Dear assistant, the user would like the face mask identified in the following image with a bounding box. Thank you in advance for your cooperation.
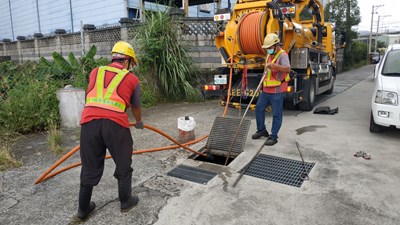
[267,48,275,55]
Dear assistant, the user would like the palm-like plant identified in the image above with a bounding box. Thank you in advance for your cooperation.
[37,46,108,88]
[137,10,201,101]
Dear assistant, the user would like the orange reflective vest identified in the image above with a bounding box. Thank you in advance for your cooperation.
[85,66,129,113]
[263,49,290,87]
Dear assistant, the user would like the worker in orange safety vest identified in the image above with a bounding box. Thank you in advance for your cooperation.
[75,41,143,221]
[252,33,291,146]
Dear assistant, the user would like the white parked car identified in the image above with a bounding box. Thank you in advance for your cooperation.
[373,59,382,80]
[370,44,400,132]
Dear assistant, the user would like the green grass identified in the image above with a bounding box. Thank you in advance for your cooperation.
[0,148,21,171]
[47,121,64,154]
[0,132,21,171]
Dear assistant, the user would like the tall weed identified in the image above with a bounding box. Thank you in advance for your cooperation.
[47,120,64,154]
[0,131,21,171]
[137,10,202,101]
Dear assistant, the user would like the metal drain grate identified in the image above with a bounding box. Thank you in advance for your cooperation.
[204,116,251,157]
[167,165,218,185]
[243,154,315,187]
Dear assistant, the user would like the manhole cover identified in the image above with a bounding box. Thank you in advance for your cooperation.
[242,154,315,187]
[204,116,251,157]
[167,165,218,185]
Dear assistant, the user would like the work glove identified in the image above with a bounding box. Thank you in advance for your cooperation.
[135,121,144,129]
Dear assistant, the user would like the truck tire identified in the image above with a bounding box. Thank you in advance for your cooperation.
[369,111,383,133]
[299,76,316,111]
[284,100,296,110]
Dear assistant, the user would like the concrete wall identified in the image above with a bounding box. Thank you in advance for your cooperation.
[0,18,221,69]
[183,35,222,69]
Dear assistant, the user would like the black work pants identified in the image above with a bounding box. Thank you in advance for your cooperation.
[80,119,133,186]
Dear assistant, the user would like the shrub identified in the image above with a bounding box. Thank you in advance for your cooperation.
[37,46,110,89]
[137,10,202,102]
[0,79,61,134]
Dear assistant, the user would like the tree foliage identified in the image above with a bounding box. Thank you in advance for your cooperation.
[325,0,360,40]
[325,0,363,69]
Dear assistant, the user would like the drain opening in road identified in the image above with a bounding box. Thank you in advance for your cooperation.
[188,116,251,166]
[167,164,218,185]
[189,150,235,165]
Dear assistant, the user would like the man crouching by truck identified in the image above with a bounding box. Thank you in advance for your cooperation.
[252,33,291,146]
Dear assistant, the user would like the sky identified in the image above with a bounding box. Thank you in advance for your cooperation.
[356,0,400,32]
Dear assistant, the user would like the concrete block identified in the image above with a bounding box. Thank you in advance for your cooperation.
[199,51,210,58]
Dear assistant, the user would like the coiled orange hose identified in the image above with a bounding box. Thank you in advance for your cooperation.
[238,12,267,55]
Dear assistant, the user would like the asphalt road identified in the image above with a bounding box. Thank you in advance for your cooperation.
[1,64,399,225]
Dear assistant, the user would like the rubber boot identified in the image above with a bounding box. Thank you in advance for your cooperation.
[77,184,96,221]
[118,182,139,212]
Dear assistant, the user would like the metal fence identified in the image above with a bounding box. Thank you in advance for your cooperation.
[180,17,219,37]
[61,33,81,45]
[89,28,121,43]
[0,17,221,68]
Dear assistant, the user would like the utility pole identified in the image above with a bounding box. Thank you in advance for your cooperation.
[385,27,390,46]
[8,0,15,41]
[36,0,41,33]
[375,15,391,52]
[69,0,74,32]
[368,4,383,55]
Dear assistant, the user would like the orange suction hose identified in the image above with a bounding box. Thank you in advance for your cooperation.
[34,145,80,184]
[34,123,208,184]
[35,135,208,184]
[141,124,208,157]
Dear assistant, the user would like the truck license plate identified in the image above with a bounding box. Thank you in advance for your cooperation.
[231,89,261,97]
[214,75,227,85]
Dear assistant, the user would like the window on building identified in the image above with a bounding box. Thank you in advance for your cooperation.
[128,8,140,20]
[199,4,211,13]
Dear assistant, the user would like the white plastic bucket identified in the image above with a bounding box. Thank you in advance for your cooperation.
[56,86,86,129]
[177,116,196,131]
[177,116,196,143]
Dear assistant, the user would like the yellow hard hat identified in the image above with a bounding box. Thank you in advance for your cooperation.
[262,33,280,49]
[111,41,138,64]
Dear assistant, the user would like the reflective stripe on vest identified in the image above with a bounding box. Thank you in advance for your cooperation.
[85,66,129,113]
[263,50,290,87]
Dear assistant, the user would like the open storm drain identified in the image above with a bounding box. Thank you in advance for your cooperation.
[242,154,315,187]
[167,165,218,185]
[189,116,251,165]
